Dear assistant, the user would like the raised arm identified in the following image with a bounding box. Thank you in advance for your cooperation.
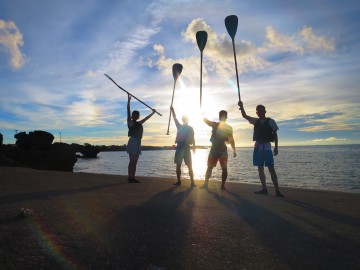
[170,106,181,129]
[139,109,156,124]
[203,117,213,127]
[238,101,252,122]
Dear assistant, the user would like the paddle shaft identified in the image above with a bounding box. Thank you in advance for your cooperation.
[231,39,241,101]
[166,80,177,135]
[200,51,203,108]
[104,74,162,116]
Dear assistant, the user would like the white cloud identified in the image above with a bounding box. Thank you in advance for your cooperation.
[0,19,27,69]
[151,18,268,84]
[300,27,335,51]
[265,26,304,53]
[313,137,347,142]
[265,25,335,54]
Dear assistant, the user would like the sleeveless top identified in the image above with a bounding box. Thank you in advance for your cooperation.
[128,120,143,139]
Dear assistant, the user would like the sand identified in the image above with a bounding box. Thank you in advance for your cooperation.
[0,166,359,269]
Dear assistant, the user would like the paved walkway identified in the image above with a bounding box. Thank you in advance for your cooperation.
[1,167,359,269]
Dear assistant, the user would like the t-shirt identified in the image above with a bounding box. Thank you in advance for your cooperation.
[209,121,233,152]
[174,119,194,150]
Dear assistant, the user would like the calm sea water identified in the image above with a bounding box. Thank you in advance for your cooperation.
[73,145,360,193]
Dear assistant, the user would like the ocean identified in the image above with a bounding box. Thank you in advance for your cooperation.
[73,145,360,193]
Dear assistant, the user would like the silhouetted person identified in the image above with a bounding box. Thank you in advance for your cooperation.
[127,94,155,183]
[202,110,236,190]
[238,101,284,197]
[170,106,196,187]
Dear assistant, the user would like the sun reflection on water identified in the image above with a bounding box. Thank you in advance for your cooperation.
[182,148,209,180]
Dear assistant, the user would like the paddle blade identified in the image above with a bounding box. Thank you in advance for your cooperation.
[172,63,183,81]
[225,15,238,39]
[196,31,208,52]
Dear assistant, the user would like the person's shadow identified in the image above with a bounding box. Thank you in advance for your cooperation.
[93,186,195,269]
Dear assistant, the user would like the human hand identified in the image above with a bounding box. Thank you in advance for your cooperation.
[273,147,278,156]
[233,151,237,157]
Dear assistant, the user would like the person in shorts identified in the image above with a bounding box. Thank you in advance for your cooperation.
[238,101,284,197]
[202,110,236,190]
[127,94,156,183]
[170,106,196,187]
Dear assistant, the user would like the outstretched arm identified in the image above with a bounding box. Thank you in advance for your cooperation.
[139,109,156,124]
[238,101,252,122]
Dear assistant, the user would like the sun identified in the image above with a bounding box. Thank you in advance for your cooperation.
[172,85,222,146]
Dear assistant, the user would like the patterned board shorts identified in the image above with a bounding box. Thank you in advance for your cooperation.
[207,148,228,168]
[253,144,274,167]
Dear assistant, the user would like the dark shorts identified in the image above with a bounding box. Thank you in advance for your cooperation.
[174,148,192,166]
[207,148,228,168]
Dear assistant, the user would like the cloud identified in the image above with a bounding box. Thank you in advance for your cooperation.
[313,137,347,142]
[265,26,335,54]
[300,27,335,51]
[0,19,27,69]
[266,26,304,53]
[151,18,336,85]
[278,112,359,133]
[150,18,268,84]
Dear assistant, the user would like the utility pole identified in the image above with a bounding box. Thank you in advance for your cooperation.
[59,132,62,143]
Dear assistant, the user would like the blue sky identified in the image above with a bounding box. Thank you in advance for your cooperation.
[1,0,359,147]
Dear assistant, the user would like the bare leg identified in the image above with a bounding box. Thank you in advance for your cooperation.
[254,166,268,194]
[128,154,140,183]
[258,166,267,190]
[174,163,181,185]
[188,164,196,186]
[203,166,213,187]
[268,166,279,190]
[268,166,284,197]
[220,164,228,190]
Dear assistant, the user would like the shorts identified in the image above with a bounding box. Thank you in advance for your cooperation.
[253,144,274,167]
[207,148,228,168]
[127,137,141,155]
[174,148,192,166]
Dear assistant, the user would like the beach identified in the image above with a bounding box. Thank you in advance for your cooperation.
[1,167,359,270]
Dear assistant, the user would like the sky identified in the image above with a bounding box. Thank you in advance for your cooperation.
[1,0,359,147]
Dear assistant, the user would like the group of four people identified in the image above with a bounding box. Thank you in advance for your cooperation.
[126,94,284,197]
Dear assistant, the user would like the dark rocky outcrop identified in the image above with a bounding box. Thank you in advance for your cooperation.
[79,143,101,158]
[15,130,54,150]
[0,131,77,172]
